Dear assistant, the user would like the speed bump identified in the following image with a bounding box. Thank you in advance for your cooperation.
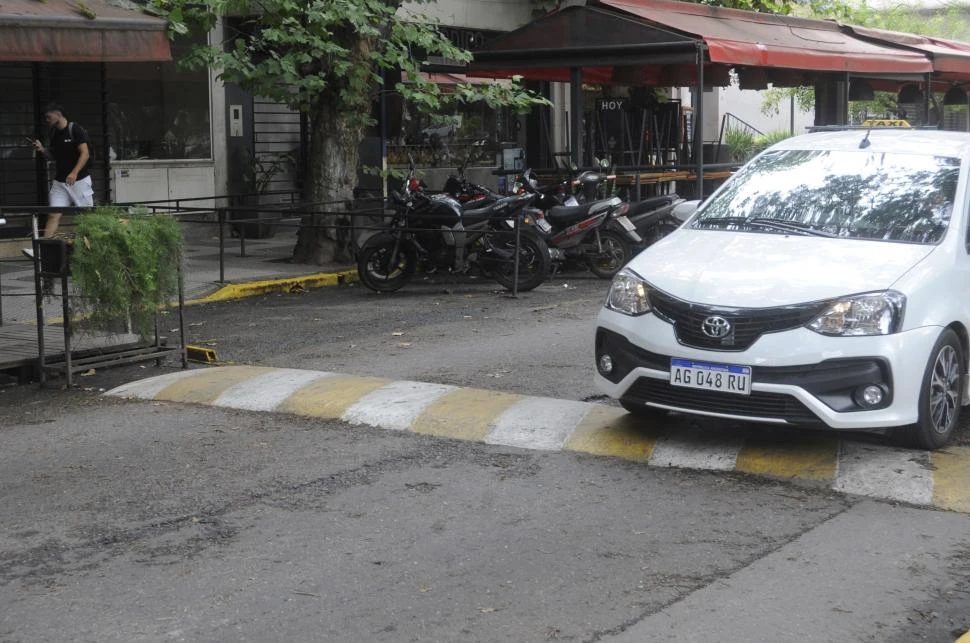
[106,364,970,514]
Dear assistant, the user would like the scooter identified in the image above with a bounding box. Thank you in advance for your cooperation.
[516,169,642,279]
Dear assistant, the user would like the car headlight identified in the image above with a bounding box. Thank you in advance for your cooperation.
[807,291,905,336]
[605,269,652,316]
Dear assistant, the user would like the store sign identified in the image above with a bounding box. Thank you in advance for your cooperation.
[440,27,500,51]
[599,99,627,111]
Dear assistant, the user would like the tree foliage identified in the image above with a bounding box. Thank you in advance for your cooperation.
[157,0,543,131]
[152,0,547,264]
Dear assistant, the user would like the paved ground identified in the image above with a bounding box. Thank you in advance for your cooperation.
[5,258,970,640]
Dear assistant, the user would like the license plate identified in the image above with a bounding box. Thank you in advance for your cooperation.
[670,358,751,395]
[616,215,636,232]
[536,218,552,233]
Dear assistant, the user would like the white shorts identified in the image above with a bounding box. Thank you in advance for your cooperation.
[49,175,94,208]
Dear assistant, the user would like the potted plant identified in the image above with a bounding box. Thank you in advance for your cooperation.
[70,207,183,337]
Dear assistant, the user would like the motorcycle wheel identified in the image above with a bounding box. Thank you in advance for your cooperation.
[491,231,551,292]
[587,229,633,279]
[356,233,417,292]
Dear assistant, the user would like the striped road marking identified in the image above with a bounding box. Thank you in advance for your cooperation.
[105,365,970,513]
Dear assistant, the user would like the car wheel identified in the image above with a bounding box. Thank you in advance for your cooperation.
[620,399,670,421]
[901,328,963,450]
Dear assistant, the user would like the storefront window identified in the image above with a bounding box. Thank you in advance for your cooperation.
[388,87,516,169]
[106,33,211,161]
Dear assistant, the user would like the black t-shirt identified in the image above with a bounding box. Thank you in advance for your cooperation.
[50,122,90,183]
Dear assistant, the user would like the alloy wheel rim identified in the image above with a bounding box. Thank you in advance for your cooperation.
[600,238,623,269]
[929,345,960,435]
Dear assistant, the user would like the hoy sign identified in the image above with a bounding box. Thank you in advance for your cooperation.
[599,98,627,111]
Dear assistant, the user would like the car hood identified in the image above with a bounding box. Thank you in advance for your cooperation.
[631,230,936,307]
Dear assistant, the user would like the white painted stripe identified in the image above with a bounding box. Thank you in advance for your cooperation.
[342,380,458,431]
[649,429,744,471]
[104,369,204,400]
[213,369,333,411]
[834,441,934,506]
[485,398,591,451]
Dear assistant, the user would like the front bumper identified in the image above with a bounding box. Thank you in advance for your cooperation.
[595,310,943,429]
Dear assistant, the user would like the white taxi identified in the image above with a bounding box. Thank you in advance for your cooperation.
[595,128,969,449]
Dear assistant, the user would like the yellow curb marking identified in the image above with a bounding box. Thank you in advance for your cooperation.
[276,374,390,419]
[735,434,839,482]
[153,365,277,404]
[563,406,659,461]
[956,628,970,642]
[931,446,970,513]
[411,388,523,441]
[188,271,358,305]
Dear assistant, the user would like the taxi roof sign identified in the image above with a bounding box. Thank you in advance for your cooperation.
[861,119,911,127]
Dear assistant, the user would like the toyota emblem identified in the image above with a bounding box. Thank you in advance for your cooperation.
[701,315,732,339]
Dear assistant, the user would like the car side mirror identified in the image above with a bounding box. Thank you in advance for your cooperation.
[671,200,700,223]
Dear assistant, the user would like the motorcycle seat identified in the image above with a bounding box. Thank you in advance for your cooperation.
[626,194,681,216]
[462,194,531,224]
[544,202,601,227]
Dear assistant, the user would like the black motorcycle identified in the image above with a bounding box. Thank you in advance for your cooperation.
[356,159,551,293]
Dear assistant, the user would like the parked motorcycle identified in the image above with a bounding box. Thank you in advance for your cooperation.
[356,158,551,293]
[516,168,641,279]
[557,162,687,249]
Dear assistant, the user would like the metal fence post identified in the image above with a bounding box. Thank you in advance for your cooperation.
[218,207,226,283]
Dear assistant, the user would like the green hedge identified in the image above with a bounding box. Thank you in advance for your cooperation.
[72,208,183,337]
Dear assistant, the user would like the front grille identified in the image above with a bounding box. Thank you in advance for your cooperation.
[649,289,828,351]
[623,377,821,424]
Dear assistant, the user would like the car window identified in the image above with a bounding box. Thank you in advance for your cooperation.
[692,149,960,245]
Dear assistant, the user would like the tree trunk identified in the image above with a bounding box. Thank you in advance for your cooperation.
[292,97,366,265]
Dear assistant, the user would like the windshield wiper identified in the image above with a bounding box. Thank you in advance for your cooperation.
[694,216,837,237]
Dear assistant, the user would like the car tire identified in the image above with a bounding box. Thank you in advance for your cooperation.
[900,328,963,450]
[620,399,670,420]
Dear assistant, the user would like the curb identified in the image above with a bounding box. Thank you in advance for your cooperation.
[186,270,358,305]
[104,364,970,514]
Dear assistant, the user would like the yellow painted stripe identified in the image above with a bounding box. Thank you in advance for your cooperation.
[411,388,523,441]
[153,365,277,404]
[735,433,839,483]
[955,628,970,642]
[276,374,390,419]
[563,405,660,461]
[187,271,358,305]
[931,447,970,513]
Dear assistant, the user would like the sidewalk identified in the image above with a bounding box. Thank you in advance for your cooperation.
[0,221,357,325]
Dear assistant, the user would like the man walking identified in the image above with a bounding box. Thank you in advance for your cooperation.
[27,103,93,241]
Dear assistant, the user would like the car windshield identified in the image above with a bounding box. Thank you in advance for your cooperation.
[692,148,960,244]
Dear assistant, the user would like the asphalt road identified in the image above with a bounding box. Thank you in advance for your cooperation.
[2,272,970,642]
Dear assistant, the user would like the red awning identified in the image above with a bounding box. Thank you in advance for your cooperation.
[596,0,932,74]
[404,72,505,85]
[0,0,171,62]
[844,24,970,81]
